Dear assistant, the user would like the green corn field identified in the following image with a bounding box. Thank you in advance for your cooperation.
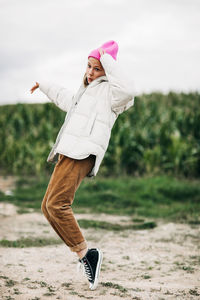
[0,91,200,178]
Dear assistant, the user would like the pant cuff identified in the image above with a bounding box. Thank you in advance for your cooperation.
[69,240,87,253]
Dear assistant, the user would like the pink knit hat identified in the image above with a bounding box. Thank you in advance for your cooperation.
[88,40,118,61]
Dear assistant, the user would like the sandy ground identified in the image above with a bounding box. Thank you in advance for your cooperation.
[0,175,17,195]
[0,202,199,300]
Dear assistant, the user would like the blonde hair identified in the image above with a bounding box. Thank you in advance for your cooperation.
[83,73,89,87]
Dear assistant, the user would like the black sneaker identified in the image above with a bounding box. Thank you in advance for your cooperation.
[78,248,103,290]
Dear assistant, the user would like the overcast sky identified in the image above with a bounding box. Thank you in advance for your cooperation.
[0,0,200,105]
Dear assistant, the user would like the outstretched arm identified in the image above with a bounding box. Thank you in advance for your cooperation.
[30,81,74,112]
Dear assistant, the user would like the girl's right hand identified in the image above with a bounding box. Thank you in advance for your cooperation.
[30,82,39,94]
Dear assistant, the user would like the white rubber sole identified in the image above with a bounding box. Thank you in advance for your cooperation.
[89,248,103,290]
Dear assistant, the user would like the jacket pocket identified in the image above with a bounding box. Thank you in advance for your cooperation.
[90,119,111,149]
[65,112,96,137]
[87,112,97,136]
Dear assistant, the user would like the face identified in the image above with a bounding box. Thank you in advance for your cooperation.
[86,57,106,84]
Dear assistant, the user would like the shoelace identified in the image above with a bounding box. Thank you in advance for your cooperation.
[77,259,93,282]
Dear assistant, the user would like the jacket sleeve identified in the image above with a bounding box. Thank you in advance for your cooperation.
[100,53,135,115]
[39,81,74,112]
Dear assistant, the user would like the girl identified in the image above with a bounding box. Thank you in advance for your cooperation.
[30,40,134,290]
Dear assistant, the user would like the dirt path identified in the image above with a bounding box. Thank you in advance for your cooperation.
[0,203,200,300]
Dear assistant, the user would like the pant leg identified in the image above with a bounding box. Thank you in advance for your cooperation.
[41,154,96,252]
[41,166,67,244]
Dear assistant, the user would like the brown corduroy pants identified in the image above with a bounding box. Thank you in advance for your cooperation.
[41,153,96,252]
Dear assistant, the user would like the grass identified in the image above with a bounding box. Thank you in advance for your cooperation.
[5,279,17,287]
[78,219,157,230]
[0,220,156,249]
[0,175,199,223]
[0,237,62,248]
[189,289,200,296]
[101,281,128,293]
[142,274,151,279]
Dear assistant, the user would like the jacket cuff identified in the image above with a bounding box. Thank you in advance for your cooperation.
[39,80,52,95]
[100,53,116,74]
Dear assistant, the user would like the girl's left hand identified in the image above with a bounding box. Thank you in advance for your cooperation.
[99,48,106,56]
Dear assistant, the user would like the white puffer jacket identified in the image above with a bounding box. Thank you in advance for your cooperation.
[39,53,134,177]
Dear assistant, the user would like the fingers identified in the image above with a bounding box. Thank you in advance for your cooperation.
[30,82,39,94]
[30,87,35,94]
